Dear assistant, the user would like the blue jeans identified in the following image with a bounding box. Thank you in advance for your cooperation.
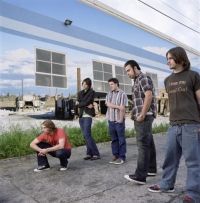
[134,115,157,179]
[160,124,200,201]
[37,142,71,167]
[79,117,100,156]
[108,120,126,161]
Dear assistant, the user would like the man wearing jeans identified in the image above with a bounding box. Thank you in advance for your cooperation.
[106,78,128,165]
[124,60,157,184]
[30,120,71,172]
[148,47,200,203]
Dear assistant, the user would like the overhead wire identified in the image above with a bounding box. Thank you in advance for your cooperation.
[137,0,200,34]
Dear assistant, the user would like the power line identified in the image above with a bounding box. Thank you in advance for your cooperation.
[158,0,199,27]
[137,0,200,34]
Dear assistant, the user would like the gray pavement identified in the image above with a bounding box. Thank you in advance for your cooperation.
[0,134,187,203]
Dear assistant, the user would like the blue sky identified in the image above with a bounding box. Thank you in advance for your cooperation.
[0,0,199,96]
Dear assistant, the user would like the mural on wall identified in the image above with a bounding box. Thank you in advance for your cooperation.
[0,0,199,97]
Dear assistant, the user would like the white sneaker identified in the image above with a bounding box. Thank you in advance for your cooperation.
[110,159,124,165]
[60,167,68,171]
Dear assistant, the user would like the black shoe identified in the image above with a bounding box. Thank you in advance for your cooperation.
[124,174,146,185]
[90,155,101,160]
[34,165,50,172]
[83,156,92,160]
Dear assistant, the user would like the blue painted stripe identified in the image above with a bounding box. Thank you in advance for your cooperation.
[0,1,166,64]
[0,27,171,74]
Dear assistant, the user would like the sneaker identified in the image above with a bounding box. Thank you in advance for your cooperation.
[147,172,157,177]
[124,174,146,185]
[34,165,50,172]
[110,159,124,165]
[90,156,101,160]
[83,155,92,160]
[183,195,195,203]
[59,167,68,171]
[148,184,174,193]
[109,156,118,164]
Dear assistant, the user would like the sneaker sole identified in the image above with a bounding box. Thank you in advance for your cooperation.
[147,173,157,176]
[112,161,124,165]
[148,188,174,193]
[34,168,50,172]
[60,168,68,171]
[148,188,161,193]
[124,175,146,185]
[109,161,118,164]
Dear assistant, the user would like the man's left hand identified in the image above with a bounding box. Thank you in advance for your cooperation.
[136,114,145,122]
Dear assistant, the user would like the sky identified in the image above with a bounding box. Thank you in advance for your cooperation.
[93,0,200,52]
[0,0,200,96]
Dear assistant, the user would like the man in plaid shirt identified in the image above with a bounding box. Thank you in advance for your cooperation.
[124,60,157,185]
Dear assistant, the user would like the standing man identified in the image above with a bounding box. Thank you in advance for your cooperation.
[106,78,128,164]
[77,77,100,160]
[124,60,157,184]
[148,47,200,203]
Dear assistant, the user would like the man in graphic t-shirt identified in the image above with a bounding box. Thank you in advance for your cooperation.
[148,47,200,203]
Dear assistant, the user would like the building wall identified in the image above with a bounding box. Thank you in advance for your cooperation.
[0,1,199,97]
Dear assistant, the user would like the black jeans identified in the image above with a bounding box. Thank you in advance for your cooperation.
[134,115,157,180]
[36,142,71,167]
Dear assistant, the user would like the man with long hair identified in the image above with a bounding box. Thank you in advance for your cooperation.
[30,120,71,172]
[148,47,200,203]
[77,77,100,160]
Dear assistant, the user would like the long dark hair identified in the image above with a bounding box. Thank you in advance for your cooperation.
[166,47,190,70]
[82,77,92,89]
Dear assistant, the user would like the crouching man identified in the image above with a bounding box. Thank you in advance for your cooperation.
[30,120,71,172]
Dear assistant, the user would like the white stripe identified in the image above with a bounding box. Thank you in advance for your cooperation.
[1,16,168,71]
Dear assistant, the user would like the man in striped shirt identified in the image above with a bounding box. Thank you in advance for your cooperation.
[106,78,128,165]
[124,60,157,185]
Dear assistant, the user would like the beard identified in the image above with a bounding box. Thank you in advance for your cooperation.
[169,66,176,70]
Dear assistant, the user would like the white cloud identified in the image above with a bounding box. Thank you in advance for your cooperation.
[0,78,34,88]
[93,0,200,52]
[0,48,34,75]
[143,46,168,57]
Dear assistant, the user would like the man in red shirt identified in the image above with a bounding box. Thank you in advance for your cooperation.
[30,120,71,172]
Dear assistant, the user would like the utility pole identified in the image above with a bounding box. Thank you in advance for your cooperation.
[77,67,81,93]
[22,79,24,99]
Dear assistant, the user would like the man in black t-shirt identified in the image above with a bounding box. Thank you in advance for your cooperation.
[148,47,200,203]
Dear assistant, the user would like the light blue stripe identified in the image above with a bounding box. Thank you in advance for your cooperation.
[1,2,199,73]
[0,27,172,74]
[0,1,166,63]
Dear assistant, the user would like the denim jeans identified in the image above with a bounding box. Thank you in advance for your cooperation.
[134,115,157,180]
[79,117,100,156]
[160,124,200,201]
[36,142,71,167]
[108,120,126,161]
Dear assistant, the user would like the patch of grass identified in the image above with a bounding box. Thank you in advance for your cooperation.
[0,121,169,159]
[152,123,169,134]
[64,126,84,147]
[92,121,110,143]
[125,128,136,138]
[0,125,40,159]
